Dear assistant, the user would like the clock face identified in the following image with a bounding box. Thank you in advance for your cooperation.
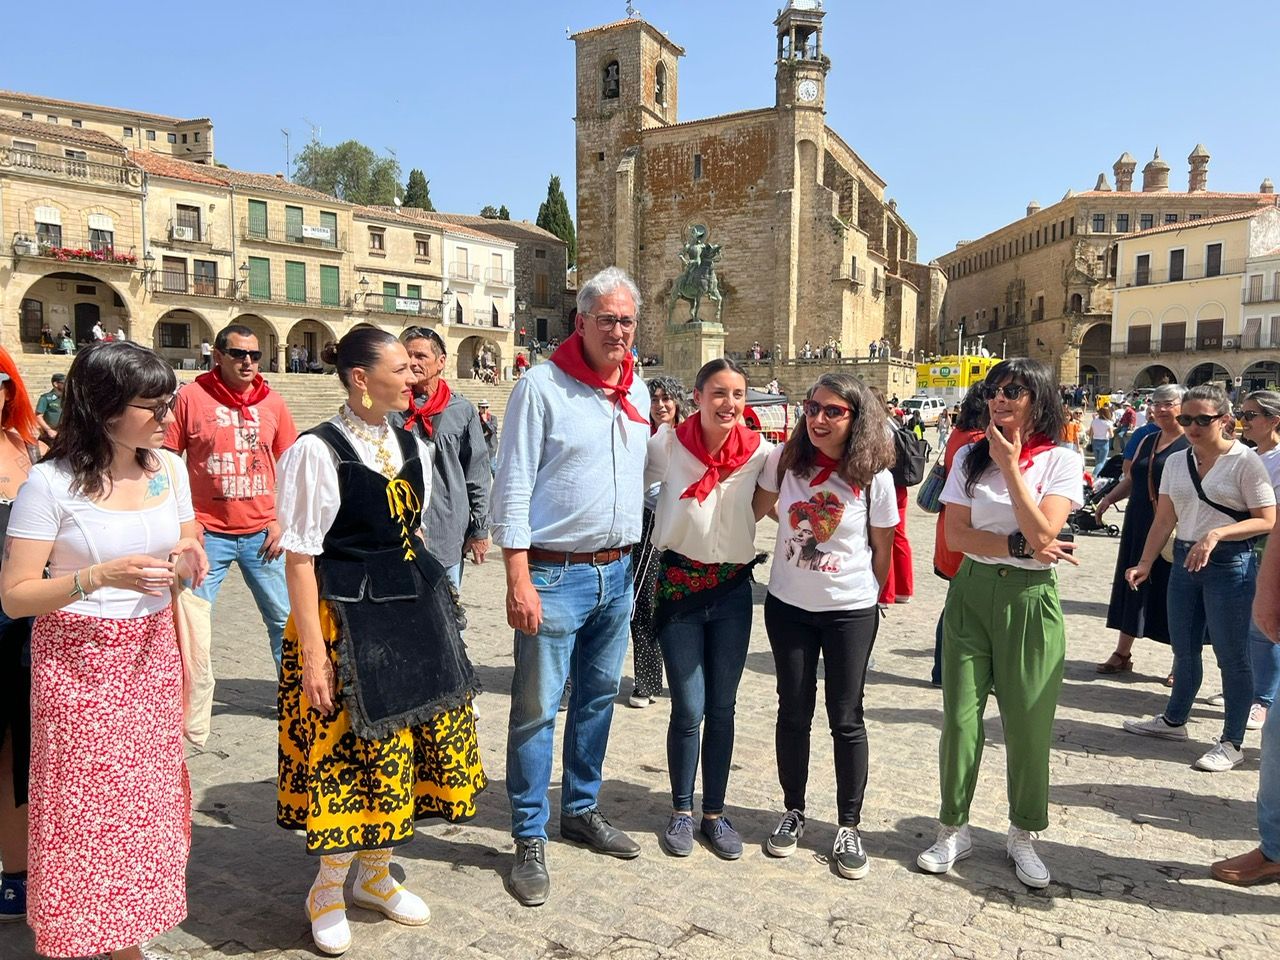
[797,79,818,103]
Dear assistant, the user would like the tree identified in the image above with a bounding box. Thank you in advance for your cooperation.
[480,205,501,219]
[293,140,402,206]
[498,205,511,220]
[536,174,576,266]
[403,169,434,211]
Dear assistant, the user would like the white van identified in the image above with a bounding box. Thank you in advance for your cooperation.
[900,396,948,426]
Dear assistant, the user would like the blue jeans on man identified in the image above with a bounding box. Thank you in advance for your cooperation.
[507,556,634,839]
[194,529,290,673]
[1251,619,1280,709]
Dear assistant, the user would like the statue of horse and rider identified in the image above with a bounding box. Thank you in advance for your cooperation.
[667,224,725,324]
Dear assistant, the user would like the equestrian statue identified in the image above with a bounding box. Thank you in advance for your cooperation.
[667,224,725,324]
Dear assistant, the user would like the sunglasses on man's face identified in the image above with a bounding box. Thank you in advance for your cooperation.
[224,347,262,363]
[1175,413,1222,428]
[981,383,1032,401]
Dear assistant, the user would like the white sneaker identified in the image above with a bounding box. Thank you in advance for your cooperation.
[1248,704,1268,731]
[916,824,972,874]
[1122,714,1189,741]
[627,692,654,709]
[1207,692,1226,706]
[1006,826,1050,888]
[1194,739,1245,772]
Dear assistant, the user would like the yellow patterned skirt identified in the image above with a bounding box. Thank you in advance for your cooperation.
[277,601,486,854]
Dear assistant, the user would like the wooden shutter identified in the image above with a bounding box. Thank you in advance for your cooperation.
[319,211,338,247]
[320,266,340,307]
[286,261,306,303]
[248,200,268,237]
[285,205,303,242]
[248,257,271,299]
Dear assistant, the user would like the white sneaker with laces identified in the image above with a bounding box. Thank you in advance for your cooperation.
[1006,826,1050,888]
[1122,714,1189,741]
[1248,704,1267,731]
[1194,739,1245,772]
[916,824,971,874]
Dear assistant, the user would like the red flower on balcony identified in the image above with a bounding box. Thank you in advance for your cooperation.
[41,245,137,266]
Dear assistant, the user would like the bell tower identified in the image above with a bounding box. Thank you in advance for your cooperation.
[775,0,829,111]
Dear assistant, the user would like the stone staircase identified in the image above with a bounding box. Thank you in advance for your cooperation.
[14,355,515,431]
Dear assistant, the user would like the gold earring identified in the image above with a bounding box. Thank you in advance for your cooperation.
[361,391,373,410]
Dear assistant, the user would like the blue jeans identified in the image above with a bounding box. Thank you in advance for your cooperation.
[1092,439,1111,466]
[1252,619,1280,708]
[194,529,290,672]
[1259,690,1280,859]
[1165,539,1256,746]
[507,555,634,839]
[658,580,752,814]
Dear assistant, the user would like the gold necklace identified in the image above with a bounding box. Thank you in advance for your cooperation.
[339,405,398,480]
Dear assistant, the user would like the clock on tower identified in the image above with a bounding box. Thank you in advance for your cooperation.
[774,1,829,110]
[797,79,818,103]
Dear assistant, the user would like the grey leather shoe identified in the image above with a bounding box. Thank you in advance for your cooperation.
[560,808,641,859]
[509,837,550,906]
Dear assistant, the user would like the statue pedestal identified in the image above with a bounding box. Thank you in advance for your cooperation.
[663,321,726,383]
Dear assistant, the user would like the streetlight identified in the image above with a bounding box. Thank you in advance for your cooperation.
[141,250,156,280]
[236,260,250,292]
[357,274,370,305]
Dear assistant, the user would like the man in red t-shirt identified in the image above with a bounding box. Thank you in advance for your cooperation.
[165,323,299,672]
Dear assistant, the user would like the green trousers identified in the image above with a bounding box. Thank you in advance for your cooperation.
[939,557,1065,832]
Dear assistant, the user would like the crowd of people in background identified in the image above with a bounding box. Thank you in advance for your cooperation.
[0,264,1279,959]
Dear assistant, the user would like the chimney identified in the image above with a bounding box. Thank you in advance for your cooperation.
[1026,200,1041,218]
[1094,172,1112,192]
[1262,177,1275,195]
[1142,148,1170,192]
[1113,152,1136,192]
[1188,144,1210,192]
[275,172,285,179]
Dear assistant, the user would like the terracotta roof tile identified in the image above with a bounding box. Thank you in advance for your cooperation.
[1128,204,1278,237]
[0,114,125,152]
[360,206,515,245]
[569,18,685,52]
[426,212,564,244]
[214,165,350,204]
[128,150,227,186]
[0,89,207,124]
[643,107,774,133]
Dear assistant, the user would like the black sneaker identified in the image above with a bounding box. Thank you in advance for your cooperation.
[765,809,805,858]
[833,826,869,879]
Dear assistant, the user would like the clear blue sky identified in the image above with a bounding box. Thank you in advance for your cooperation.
[6,1,1275,262]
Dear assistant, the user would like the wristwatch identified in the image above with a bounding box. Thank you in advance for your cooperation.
[1008,532,1032,559]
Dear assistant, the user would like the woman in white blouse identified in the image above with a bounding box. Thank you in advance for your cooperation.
[1124,384,1275,773]
[274,325,485,955]
[644,358,770,862]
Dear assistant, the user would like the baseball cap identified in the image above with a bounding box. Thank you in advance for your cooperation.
[52,373,66,382]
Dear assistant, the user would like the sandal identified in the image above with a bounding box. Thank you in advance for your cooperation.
[1095,652,1133,674]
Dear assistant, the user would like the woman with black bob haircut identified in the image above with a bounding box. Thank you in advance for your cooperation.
[917,357,1081,891]
[753,373,897,880]
[2,340,208,959]
[274,324,486,955]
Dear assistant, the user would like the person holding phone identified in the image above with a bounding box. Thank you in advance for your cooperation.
[1124,384,1275,772]
[916,358,1081,890]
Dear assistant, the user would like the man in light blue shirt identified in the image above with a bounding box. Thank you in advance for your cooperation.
[491,266,650,907]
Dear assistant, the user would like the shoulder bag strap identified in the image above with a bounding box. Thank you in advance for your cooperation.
[1144,433,1160,503]
[1185,448,1253,523]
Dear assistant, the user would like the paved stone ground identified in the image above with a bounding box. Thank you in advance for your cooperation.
[4,501,1278,959]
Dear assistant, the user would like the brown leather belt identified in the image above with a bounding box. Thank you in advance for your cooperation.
[527,545,633,566]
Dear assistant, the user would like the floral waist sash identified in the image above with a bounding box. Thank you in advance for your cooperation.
[653,549,765,633]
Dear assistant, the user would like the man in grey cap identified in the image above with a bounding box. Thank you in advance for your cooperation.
[35,374,65,441]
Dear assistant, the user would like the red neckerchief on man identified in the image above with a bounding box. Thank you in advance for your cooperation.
[674,415,761,504]
[1018,432,1058,472]
[195,369,269,411]
[403,379,452,438]
[549,332,647,424]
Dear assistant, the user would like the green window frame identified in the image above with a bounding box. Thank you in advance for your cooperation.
[320,265,340,307]
[383,281,398,313]
[286,261,306,304]
[247,200,268,238]
[248,257,271,300]
[406,284,422,305]
[285,205,303,242]
[319,211,338,248]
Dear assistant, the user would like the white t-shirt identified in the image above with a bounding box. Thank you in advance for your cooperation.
[1134,408,1148,429]
[1159,441,1275,543]
[1090,417,1113,440]
[758,446,899,611]
[7,451,194,618]
[644,424,771,565]
[1257,446,1280,498]
[939,443,1084,570]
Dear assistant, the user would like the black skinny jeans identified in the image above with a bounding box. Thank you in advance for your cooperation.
[764,593,879,827]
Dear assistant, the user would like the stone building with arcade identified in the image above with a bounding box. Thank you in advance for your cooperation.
[571,0,944,365]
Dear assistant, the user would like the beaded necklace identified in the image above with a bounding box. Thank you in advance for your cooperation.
[338,404,398,480]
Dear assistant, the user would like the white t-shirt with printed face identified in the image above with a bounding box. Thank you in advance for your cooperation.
[1158,441,1275,543]
[759,446,899,611]
[939,443,1084,570]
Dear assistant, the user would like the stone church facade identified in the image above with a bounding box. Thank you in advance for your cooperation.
[571,2,944,364]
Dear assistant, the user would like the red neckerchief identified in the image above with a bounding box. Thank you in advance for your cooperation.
[549,333,647,424]
[403,380,452,438]
[810,452,841,488]
[195,369,269,411]
[1018,432,1057,472]
[675,416,761,503]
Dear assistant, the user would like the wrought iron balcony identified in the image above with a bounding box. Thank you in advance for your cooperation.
[1111,335,1280,356]
[449,262,481,282]
[484,267,514,286]
[12,233,139,268]
[149,271,235,299]
[239,218,346,252]
[243,288,347,311]
[0,147,142,187]
[1244,284,1280,305]
[1116,258,1246,288]
[364,296,443,319]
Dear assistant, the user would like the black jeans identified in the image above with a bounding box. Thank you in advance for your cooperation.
[764,593,879,827]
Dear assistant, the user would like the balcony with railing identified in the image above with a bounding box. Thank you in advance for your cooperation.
[243,286,347,311]
[11,232,139,269]
[449,262,481,282]
[239,218,346,252]
[149,271,236,299]
[836,266,867,286]
[484,267,514,286]
[1116,258,1246,289]
[1112,334,1280,356]
[364,296,444,319]
[1244,283,1280,305]
[0,147,142,187]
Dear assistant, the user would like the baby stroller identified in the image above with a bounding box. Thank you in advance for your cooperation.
[1068,453,1123,537]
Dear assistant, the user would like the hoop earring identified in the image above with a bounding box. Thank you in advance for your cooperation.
[361,391,373,410]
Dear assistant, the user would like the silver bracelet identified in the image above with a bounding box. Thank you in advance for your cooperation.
[69,569,86,601]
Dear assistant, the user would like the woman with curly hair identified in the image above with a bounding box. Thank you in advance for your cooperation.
[753,373,897,880]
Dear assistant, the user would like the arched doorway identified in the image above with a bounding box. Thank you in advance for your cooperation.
[1242,361,1280,393]
[1077,323,1111,391]
[1133,365,1177,388]
[17,272,131,352]
[457,335,502,381]
[286,320,338,372]
[1186,362,1231,389]
[152,309,215,368]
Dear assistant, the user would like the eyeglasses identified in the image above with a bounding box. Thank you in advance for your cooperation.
[1175,413,1222,427]
[584,313,637,332]
[1150,400,1179,410]
[224,347,263,363]
[128,396,178,423]
[803,400,852,420]
[981,383,1033,401]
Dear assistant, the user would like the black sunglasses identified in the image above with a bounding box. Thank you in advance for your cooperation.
[1242,411,1274,422]
[128,395,178,423]
[981,383,1033,401]
[224,347,263,362]
[1175,413,1222,427]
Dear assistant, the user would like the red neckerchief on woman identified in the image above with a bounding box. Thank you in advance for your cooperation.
[195,369,269,411]
[810,452,841,488]
[675,415,761,503]
[1018,432,1058,472]
[403,380,452,438]
[549,333,647,424]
